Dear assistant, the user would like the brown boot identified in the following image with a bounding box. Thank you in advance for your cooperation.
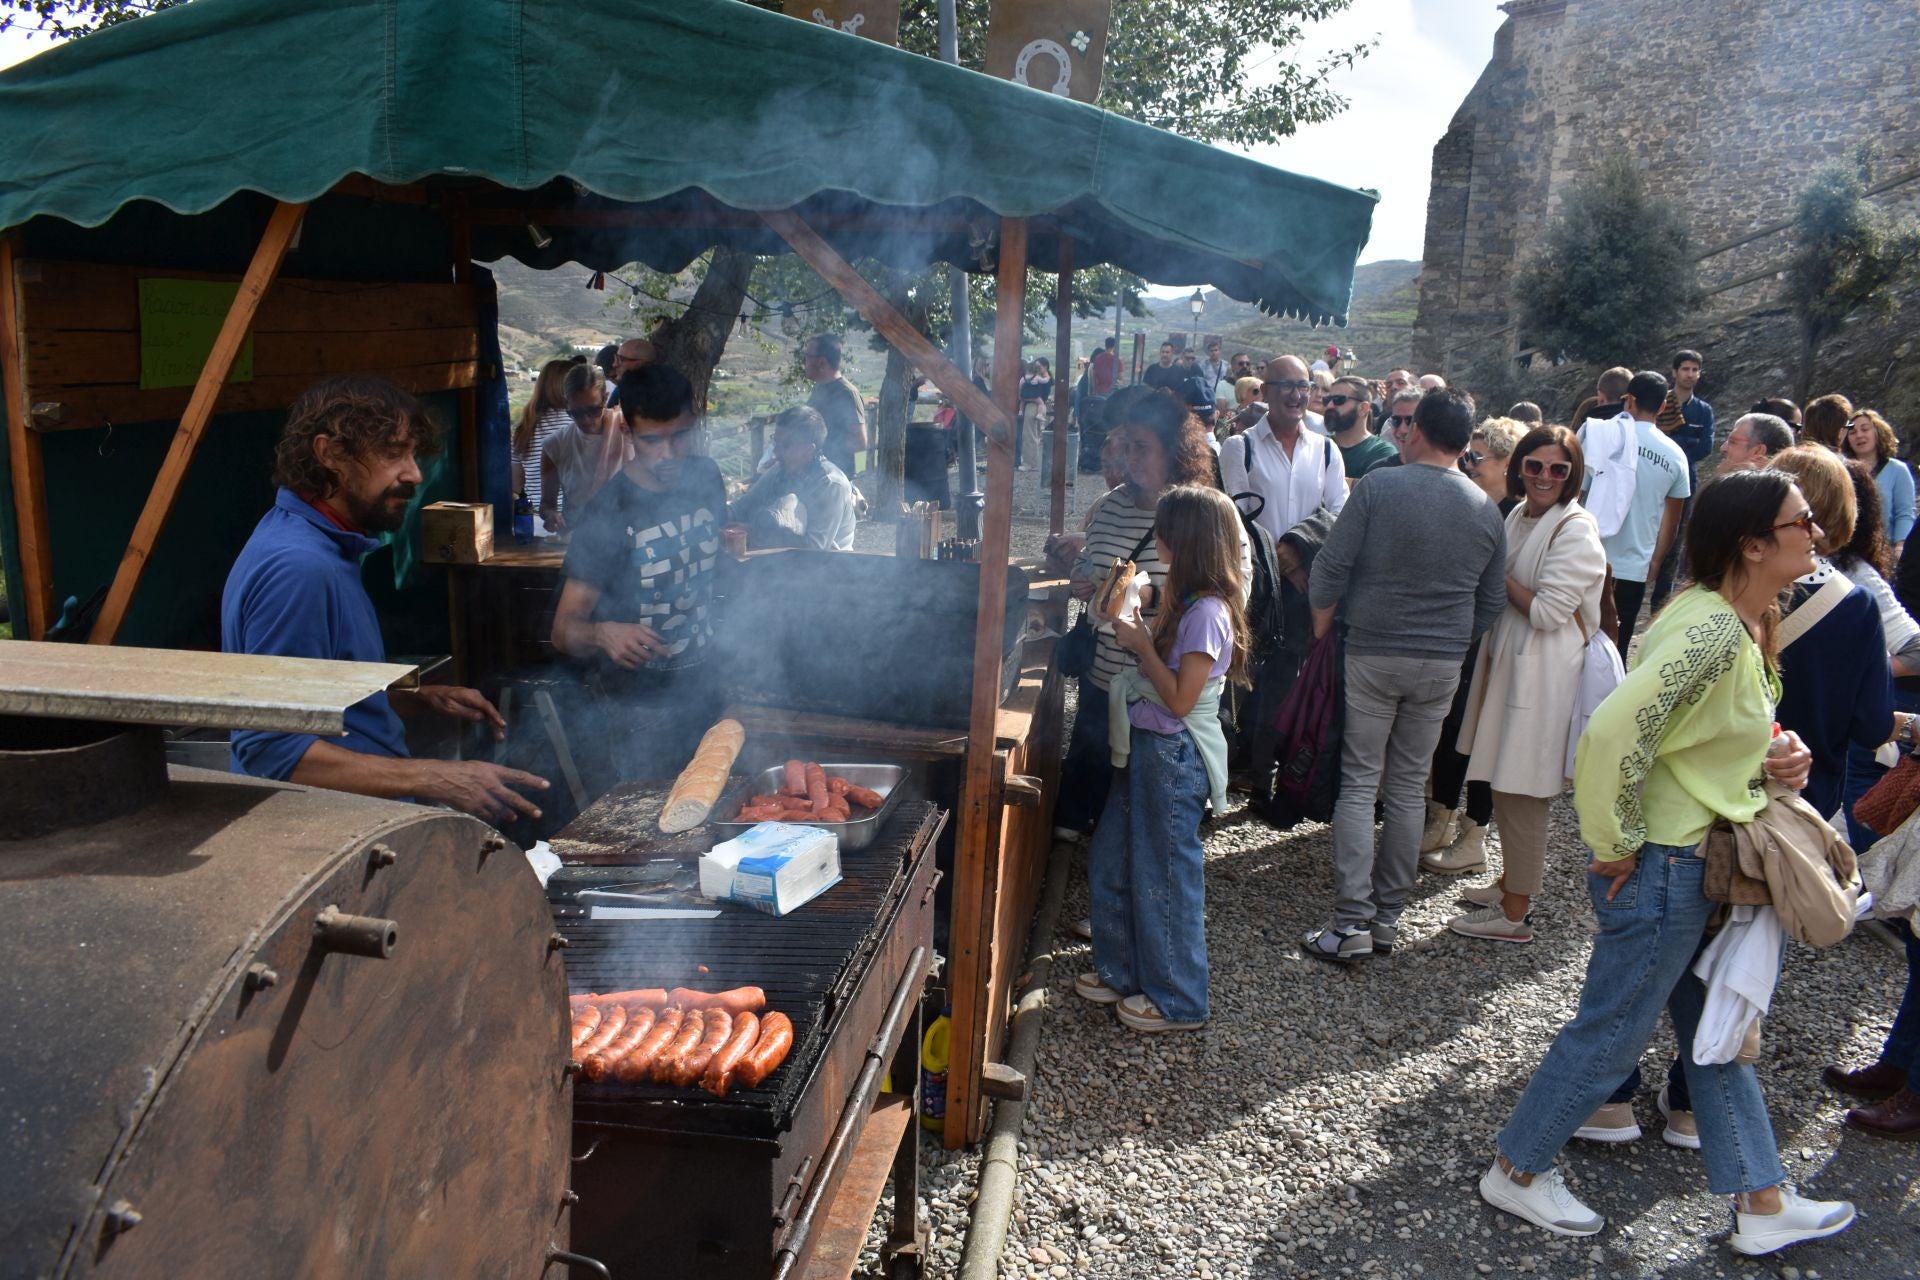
[1844,1086,1920,1141]
[1822,1060,1907,1100]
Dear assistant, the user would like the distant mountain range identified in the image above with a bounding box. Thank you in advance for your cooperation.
[1132,260,1419,374]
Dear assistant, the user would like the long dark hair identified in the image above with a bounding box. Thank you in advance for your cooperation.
[1120,389,1215,492]
[1837,457,1893,577]
[1151,485,1251,687]
[1686,469,1793,670]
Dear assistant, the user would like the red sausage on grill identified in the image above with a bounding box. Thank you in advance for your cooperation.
[574,1003,628,1062]
[783,759,807,797]
[650,1008,706,1081]
[702,1011,761,1098]
[673,1009,733,1086]
[734,1011,794,1089]
[614,1006,685,1084]
[569,1003,604,1050]
[583,1007,656,1082]
[843,784,885,810]
[804,763,830,814]
[666,986,766,1016]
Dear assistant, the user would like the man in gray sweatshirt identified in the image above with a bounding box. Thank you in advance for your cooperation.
[1303,388,1507,961]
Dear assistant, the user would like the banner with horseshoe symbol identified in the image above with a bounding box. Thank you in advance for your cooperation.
[781,0,901,46]
[982,0,1112,105]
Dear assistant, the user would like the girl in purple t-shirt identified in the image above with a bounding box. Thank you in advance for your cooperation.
[1076,486,1249,1032]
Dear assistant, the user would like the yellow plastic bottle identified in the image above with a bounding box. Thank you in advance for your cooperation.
[919,1011,951,1132]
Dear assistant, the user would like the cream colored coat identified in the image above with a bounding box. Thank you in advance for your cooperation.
[1458,500,1608,798]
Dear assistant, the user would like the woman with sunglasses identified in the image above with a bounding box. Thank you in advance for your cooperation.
[539,362,629,534]
[1445,427,1607,940]
[1479,469,1854,1257]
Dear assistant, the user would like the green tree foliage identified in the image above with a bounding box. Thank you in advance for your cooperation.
[0,0,178,38]
[1514,154,1701,367]
[1784,147,1920,403]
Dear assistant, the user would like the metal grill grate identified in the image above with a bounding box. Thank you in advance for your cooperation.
[554,803,938,1139]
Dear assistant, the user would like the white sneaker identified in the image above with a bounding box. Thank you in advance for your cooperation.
[1729,1187,1856,1256]
[1069,916,1093,941]
[1073,971,1124,1004]
[1478,1161,1605,1237]
[1448,903,1535,944]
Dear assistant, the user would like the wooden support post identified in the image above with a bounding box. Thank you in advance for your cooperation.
[1050,240,1073,535]
[758,209,1011,440]
[0,236,54,638]
[450,211,481,503]
[90,200,307,645]
[945,217,1027,1149]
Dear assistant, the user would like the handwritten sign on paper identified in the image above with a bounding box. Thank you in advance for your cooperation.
[138,278,256,390]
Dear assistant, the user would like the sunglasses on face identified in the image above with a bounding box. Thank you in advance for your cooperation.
[567,404,605,420]
[1462,449,1484,468]
[1772,509,1818,536]
[1324,394,1360,407]
[1521,457,1573,480]
[1390,415,1414,428]
[1264,379,1313,394]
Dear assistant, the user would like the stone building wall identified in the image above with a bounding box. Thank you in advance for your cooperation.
[1413,0,1920,378]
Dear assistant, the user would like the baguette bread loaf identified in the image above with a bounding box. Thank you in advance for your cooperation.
[660,718,746,832]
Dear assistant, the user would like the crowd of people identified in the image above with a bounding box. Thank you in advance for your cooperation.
[1046,342,1920,1258]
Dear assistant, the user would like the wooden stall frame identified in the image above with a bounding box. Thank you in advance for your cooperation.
[90,200,308,645]
[0,236,53,638]
[1050,239,1073,536]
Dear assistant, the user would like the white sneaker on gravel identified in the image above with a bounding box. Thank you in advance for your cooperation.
[1459,879,1504,908]
[1301,923,1373,963]
[1073,971,1124,1004]
[1658,1084,1701,1150]
[1572,1102,1642,1143]
[1729,1187,1856,1255]
[1115,993,1205,1033]
[1478,1161,1605,1237]
[1069,916,1093,941]
[1448,903,1535,944]
[1370,921,1398,955]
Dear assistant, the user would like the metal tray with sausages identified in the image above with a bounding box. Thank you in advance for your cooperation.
[708,763,908,853]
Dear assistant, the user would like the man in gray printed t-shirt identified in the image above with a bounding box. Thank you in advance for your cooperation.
[1302,387,1507,963]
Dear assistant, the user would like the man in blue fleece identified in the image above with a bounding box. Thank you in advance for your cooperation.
[222,376,549,825]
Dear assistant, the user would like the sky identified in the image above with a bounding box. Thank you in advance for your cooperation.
[0,0,1507,267]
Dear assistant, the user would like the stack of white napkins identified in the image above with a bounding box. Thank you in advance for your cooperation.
[700,823,842,916]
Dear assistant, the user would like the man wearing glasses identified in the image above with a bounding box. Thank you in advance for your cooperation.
[539,362,629,534]
[1380,389,1424,465]
[1326,375,1396,482]
[1219,354,1347,543]
[552,365,729,786]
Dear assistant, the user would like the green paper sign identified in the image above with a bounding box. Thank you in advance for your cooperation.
[138,279,256,390]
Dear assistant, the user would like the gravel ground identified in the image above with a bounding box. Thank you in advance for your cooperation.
[862,463,1919,1280]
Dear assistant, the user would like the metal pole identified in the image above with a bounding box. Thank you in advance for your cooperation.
[939,0,982,540]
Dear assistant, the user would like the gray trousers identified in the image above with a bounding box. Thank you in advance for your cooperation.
[1331,653,1462,929]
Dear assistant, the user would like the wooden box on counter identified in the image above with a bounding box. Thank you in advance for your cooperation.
[420,501,494,564]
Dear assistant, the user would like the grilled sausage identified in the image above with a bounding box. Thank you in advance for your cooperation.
[614,1006,685,1084]
[672,1009,733,1086]
[569,1003,604,1050]
[702,1011,761,1098]
[843,784,886,810]
[583,1007,656,1082]
[805,762,830,813]
[783,759,807,797]
[574,988,669,1010]
[574,1002,629,1062]
[650,1008,706,1081]
[734,1011,794,1089]
[666,986,766,1015]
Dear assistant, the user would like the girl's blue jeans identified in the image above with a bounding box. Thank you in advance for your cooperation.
[1498,842,1786,1195]
[1088,725,1210,1023]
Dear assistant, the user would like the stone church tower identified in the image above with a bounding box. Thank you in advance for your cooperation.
[1413,0,1920,376]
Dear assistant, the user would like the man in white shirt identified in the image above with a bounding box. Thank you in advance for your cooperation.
[1578,370,1689,650]
[1219,355,1347,542]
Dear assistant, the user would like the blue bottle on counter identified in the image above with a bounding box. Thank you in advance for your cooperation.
[512,491,534,544]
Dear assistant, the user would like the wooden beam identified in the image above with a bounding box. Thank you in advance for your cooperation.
[90,200,307,645]
[945,216,1027,1149]
[758,209,1011,438]
[1,237,54,638]
[1050,241,1073,535]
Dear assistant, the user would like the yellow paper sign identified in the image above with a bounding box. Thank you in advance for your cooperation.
[138,278,256,391]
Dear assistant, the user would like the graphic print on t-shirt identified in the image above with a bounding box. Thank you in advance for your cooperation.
[623,505,720,664]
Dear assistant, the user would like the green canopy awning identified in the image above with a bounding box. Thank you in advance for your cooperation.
[0,0,1375,322]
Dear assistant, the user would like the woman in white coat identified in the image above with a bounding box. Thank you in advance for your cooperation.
[1450,425,1609,943]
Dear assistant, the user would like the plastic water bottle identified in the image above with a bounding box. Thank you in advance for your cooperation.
[512,491,534,544]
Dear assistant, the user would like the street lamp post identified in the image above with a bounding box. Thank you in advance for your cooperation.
[1188,289,1205,355]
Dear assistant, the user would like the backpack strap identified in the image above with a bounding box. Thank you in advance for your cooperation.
[1778,573,1853,651]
